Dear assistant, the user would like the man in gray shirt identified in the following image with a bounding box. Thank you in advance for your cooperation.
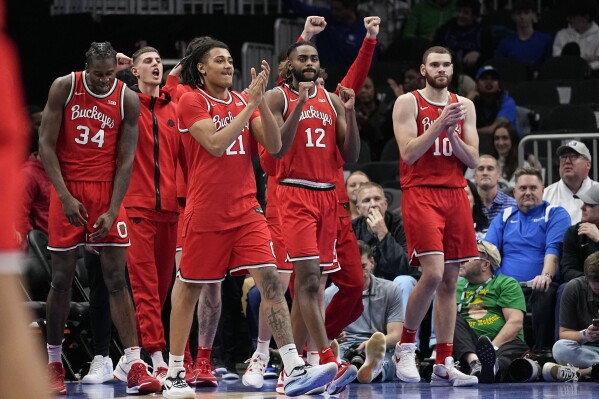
[325,240,404,383]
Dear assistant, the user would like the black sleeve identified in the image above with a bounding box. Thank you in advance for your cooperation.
[560,225,584,283]
[374,214,410,280]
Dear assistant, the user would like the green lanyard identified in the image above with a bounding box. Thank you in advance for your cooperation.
[457,276,494,313]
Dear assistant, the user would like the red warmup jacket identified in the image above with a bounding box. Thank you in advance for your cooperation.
[17,153,50,236]
[124,88,186,213]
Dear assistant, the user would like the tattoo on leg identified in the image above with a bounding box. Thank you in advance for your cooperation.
[260,271,281,301]
[199,295,220,340]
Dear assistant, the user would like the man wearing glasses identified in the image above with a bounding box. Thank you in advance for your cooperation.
[544,140,599,225]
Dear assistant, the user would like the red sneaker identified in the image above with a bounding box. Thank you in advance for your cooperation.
[126,362,162,394]
[48,362,66,395]
[326,362,357,395]
[193,358,218,387]
[184,361,196,385]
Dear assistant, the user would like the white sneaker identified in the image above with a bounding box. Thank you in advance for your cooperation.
[394,343,421,383]
[113,355,130,382]
[358,332,386,383]
[431,356,478,387]
[82,355,113,384]
[162,367,195,399]
[153,362,169,386]
[242,351,268,388]
[283,363,338,397]
[542,362,580,382]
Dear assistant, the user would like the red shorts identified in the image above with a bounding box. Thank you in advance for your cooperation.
[176,202,185,252]
[276,184,337,267]
[47,181,130,251]
[402,186,478,266]
[178,218,277,283]
[267,208,293,273]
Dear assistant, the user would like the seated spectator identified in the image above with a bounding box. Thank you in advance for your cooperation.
[325,241,404,383]
[552,0,599,72]
[402,0,456,40]
[490,122,542,187]
[465,179,490,238]
[454,240,529,383]
[16,105,50,247]
[386,63,425,99]
[355,76,392,159]
[467,65,518,154]
[544,140,599,225]
[473,155,517,224]
[346,170,370,220]
[485,167,571,352]
[544,251,599,382]
[352,182,410,281]
[560,184,599,284]
[493,0,553,75]
[432,0,493,77]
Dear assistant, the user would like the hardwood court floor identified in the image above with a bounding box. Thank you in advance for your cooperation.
[65,379,599,398]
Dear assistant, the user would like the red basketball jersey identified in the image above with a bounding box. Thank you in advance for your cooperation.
[400,90,467,189]
[177,88,262,232]
[57,72,126,182]
[274,84,340,184]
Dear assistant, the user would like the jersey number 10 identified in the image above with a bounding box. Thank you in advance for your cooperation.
[433,137,453,156]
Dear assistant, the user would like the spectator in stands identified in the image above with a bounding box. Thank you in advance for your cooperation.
[560,184,599,283]
[386,63,425,98]
[346,171,370,220]
[432,0,492,77]
[544,251,599,382]
[493,0,553,75]
[544,140,599,225]
[16,105,50,247]
[454,240,529,383]
[357,0,410,50]
[490,122,542,187]
[465,179,490,238]
[467,65,518,154]
[355,76,392,160]
[325,240,403,383]
[485,167,571,352]
[402,0,456,41]
[352,182,409,282]
[473,155,517,223]
[289,0,370,70]
[552,0,599,72]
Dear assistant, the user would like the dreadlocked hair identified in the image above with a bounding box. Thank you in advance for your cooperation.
[185,36,214,57]
[85,42,117,65]
[281,41,317,86]
[180,39,229,89]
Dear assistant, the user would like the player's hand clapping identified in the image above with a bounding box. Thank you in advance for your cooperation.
[438,102,465,132]
[247,60,270,107]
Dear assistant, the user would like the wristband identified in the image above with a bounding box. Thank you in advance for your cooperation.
[581,329,588,344]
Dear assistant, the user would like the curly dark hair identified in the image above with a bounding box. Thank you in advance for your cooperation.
[180,39,229,89]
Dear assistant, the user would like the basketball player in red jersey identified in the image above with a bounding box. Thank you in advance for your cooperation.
[162,38,337,399]
[246,16,380,392]
[265,41,360,395]
[0,1,52,396]
[392,46,479,386]
[39,42,161,395]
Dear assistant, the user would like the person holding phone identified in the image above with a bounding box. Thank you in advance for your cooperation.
[543,251,599,382]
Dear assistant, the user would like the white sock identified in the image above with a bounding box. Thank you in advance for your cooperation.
[168,354,185,378]
[124,346,141,365]
[47,344,62,363]
[152,351,165,368]
[307,351,320,366]
[256,338,270,357]
[279,344,304,372]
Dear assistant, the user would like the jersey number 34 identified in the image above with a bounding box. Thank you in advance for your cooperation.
[75,125,105,148]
